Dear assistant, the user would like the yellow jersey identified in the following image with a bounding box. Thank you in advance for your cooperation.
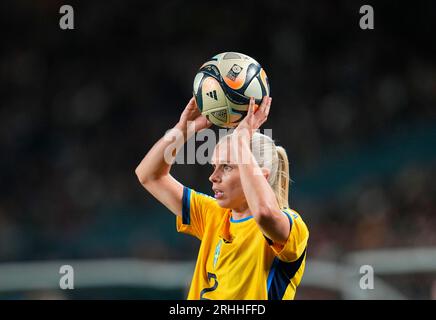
[176,187,309,300]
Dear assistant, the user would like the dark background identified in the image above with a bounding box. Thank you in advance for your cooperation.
[0,0,435,299]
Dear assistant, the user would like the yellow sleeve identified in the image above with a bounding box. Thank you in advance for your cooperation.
[176,187,218,240]
[270,209,309,262]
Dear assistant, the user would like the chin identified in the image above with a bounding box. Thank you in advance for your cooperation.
[216,199,231,208]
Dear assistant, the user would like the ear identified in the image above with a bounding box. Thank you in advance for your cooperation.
[261,167,270,181]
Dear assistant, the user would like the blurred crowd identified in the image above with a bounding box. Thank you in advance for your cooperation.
[310,164,436,258]
[0,0,435,298]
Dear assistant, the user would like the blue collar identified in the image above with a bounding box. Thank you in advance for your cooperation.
[230,215,253,223]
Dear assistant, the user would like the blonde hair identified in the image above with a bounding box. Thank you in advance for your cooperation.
[218,132,291,209]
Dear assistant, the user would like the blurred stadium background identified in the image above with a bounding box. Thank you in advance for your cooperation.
[0,0,435,299]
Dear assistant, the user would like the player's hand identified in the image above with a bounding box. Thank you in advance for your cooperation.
[178,97,212,133]
[234,96,271,139]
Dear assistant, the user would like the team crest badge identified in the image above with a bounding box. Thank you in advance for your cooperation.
[213,239,223,269]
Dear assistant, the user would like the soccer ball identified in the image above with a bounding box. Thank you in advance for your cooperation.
[193,52,270,128]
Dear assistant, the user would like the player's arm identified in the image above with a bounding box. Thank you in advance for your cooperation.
[232,96,290,245]
[135,97,211,217]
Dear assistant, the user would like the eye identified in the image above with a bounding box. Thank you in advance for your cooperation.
[223,164,232,172]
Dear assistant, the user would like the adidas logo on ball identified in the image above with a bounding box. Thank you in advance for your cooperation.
[206,90,218,100]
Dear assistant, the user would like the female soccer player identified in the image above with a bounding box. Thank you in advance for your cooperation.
[135,96,309,300]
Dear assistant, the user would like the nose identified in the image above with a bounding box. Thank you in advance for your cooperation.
[209,167,221,184]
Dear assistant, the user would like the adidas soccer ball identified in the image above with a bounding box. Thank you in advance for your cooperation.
[193,52,270,128]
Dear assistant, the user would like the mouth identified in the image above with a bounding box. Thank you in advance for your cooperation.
[213,188,224,199]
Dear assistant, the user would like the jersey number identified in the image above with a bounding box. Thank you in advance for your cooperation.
[200,272,218,300]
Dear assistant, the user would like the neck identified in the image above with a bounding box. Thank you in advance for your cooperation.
[231,203,251,220]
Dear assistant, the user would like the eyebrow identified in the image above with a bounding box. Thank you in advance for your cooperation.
[211,162,231,166]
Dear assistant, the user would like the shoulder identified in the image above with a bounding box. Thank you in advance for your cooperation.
[282,208,308,233]
[188,188,218,206]
[193,189,216,201]
[282,208,301,221]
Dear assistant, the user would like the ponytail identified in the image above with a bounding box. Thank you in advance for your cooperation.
[273,146,290,209]
[249,132,291,210]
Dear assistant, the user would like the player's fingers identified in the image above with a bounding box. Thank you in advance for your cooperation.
[264,97,272,116]
[259,96,268,114]
[248,97,255,116]
[257,97,271,126]
[255,96,267,119]
[187,97,196,109]
[205,117,213,127]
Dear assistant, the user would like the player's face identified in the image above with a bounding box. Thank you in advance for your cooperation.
[209,140,246,210]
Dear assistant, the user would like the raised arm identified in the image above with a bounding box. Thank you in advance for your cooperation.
[232,96,291,245]
[135,97,211,217]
